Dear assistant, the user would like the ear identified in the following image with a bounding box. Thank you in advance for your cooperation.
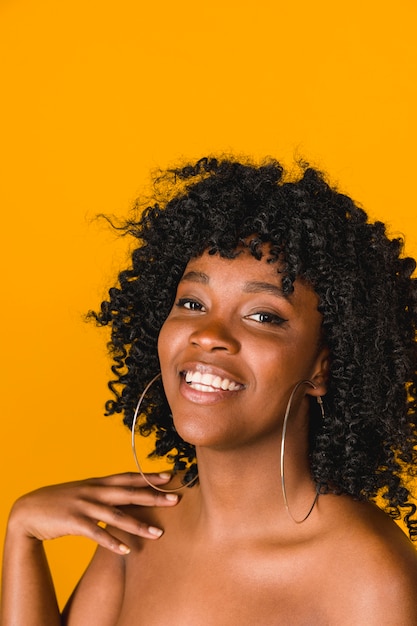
[307,346,330,397]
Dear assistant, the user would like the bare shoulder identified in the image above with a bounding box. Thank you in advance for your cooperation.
[320,496,417,624]
[62,540,126,626]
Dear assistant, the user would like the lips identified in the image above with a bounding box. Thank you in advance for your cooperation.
[183,370,245,393]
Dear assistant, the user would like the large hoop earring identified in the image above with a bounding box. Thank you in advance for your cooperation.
[131,373,199,493]
[280,379,325,524]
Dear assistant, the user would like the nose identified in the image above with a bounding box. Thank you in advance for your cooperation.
[189,319,240,354]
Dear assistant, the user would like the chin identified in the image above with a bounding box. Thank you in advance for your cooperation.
[172,413,235,449]
[174,423,218,447]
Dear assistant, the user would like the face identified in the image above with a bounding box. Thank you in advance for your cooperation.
[157,248,328,451]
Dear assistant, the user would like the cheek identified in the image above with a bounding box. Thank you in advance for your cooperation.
[157,318,182,369]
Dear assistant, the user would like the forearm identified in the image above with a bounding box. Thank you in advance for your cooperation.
[1,528,61,626]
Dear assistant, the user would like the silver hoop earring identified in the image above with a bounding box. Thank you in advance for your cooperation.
[131,373,199,493]
[280,379,325,524]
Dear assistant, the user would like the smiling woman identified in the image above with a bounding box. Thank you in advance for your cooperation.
[2,156,417,625]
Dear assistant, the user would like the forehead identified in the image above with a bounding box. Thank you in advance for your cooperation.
[181,249,320,311]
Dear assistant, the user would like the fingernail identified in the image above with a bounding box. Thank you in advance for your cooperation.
[148,526,164,537]
[158,472,171,479]
[165,493,178,502]
[119,543,131,554]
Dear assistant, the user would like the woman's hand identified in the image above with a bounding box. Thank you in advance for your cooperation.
[7,472,178,555]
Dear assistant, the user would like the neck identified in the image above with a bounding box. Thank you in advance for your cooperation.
[186,431,318,542]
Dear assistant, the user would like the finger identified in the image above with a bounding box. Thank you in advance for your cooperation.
[78,506,166,543]
[80,484,179,508]
[75,519,135,554]
[89,472,173,488]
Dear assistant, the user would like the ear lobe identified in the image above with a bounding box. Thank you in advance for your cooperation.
[308,348,330,397]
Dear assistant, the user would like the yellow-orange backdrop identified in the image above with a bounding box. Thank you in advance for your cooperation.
[1,0,416,608]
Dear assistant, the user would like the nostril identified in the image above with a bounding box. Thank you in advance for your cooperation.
[189,326,240,353]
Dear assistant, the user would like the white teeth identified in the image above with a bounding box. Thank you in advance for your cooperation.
[186,371,203,384]
[184,370,242,392]
[191,383,217,393]
[201,373,213,385]
[213,375,222,387]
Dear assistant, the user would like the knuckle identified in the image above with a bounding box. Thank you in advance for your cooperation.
[91,524,109,542]
[134,520,148,533]
[111,507,125,520]
[92,524,104,538]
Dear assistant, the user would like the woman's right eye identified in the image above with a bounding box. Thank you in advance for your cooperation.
[175,298,206,312]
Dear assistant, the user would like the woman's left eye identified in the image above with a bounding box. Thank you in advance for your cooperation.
[245,312,287,325]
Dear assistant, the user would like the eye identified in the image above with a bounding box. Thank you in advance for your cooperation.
[176,298,206,312]
[245,312,287,325]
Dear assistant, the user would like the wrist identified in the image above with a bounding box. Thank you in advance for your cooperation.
[6,500,43,545]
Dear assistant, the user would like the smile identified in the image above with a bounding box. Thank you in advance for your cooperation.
[183,370,244,392]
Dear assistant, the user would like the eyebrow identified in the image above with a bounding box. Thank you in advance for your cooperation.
[180,271,287,299]
[181,271,209,284]
[243,281,286,299]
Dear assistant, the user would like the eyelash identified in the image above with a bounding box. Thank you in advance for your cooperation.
[176,299,286,326]
[176,298,205,311]
[245,312,287,326]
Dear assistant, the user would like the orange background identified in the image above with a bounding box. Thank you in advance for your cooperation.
[1,0,416,608]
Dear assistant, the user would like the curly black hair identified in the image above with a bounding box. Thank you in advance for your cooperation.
[92,156,417,539]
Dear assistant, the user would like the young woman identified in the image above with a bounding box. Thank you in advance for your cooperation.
[2,157,417,625]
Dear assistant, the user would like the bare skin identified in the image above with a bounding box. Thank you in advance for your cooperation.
[0,473,179,626]
[2,250,417,625]
[63,487,417,626]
